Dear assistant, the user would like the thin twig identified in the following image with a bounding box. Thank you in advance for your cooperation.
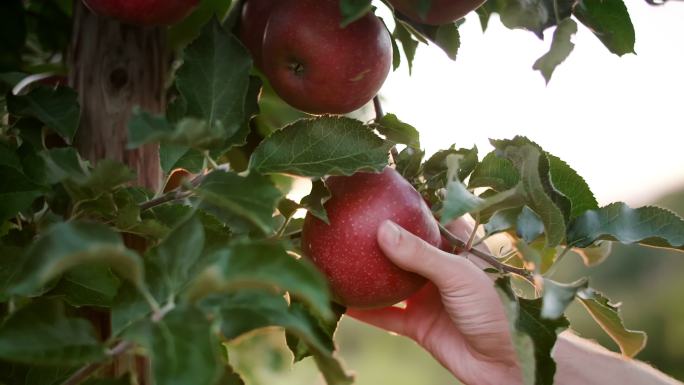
[61,341,134,385]
[138,173,206,212]
[439,222,535,283]
[465,214,480,251]
[373,95,400,162]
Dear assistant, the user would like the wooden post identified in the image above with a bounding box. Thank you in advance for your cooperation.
[68,1,168,382]
[69,0,165,191]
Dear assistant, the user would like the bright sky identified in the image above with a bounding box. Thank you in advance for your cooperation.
[376,1,684,207]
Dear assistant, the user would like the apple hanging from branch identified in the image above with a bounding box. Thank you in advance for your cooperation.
[302,167,441,308]
[262,0,392,114]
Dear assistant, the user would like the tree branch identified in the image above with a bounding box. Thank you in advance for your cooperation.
[438,222,535,283]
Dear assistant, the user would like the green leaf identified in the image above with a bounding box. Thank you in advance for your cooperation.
[7,85,80,142]
[573,0,635,56]
[0,162,45,223]
[567,203,684,250]
[128,110,229,150]
[374,113,420,148]
[175,19,252,142]
[393,22,419,74]
[486,0,573,38]
[517,297,568,384]
[0,300,106,365]
[423,146,478,188]
[125,306,222,385]
[50,265,121,307]
[533,19,577,83]
[187,239,332,320]
[148,214,207,295]
[9,221,145,296]
[494,279,536,385]
[468,152,519,191]
[0,246,24,303]
[394,146,425,180]
[483,207,521,236]
[431,23,461,60]
[516,206,545,243]
[546,153,598,219]
[541,278,588,319]
[573,241,612,267]
[196,170,282,234]
[168,0,233,48]
[339,0,372,27]
[496,142,566,247]
[249,116,390,178]
[160,144,204,174]
[300,179,332,224]
[42,147,89,184]
[577,289,647,357]
[441,180,483,224]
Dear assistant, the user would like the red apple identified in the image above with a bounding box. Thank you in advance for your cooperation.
[82,0,198,26]
[238,0,277,70]
[301,168,441,308]
[387,0,485,25]
[261,0,392,114]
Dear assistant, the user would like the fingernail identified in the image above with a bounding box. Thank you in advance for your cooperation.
[379,220,401,247]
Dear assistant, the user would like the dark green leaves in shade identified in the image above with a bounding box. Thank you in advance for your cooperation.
[8,221,145,297]
[125,306,222,385]
[573,0,635,56]
[175,19,252,143]
[577,289,647,357]
[533,19,577,83]
[0,300,106,365]
[195,170,283,234]
[0,143,47,222]
[0,0,26,71]
[469,152,519,191]
[187,239,332,321]
[249,116,390,178]
[567,203,684,250]
[7,85,81,142]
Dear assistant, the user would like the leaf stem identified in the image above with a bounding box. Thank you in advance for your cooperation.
[438,222,535,283]
[373,95,400,162]
[465,213,480,251]
[60,341,134,385]
[138,173,206,211]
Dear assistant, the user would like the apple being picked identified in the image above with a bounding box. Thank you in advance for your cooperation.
[302,168,441,308]
[82,0,198,26]
[387,0,485,25]
[262,0,392,115]
[238,0,277,70]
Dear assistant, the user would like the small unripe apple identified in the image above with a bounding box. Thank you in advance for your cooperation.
[82,0,198,26]
[262,0,392,114]
[302,168,441,308]
[238,0,277,70]
[387,0,485,25]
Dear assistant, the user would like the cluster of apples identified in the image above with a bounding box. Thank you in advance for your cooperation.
[82,0,484,308]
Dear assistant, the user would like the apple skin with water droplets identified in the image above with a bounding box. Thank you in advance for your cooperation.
[302,167,441,308]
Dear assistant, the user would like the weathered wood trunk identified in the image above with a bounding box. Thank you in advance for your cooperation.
[68,1,168,382]
[69,0,165,191]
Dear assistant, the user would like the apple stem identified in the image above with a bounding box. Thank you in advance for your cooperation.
[438,222,535,283]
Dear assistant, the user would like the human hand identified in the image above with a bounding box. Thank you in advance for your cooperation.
[346,219,522,385]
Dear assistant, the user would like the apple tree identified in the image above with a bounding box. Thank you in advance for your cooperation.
[0,0,682,385]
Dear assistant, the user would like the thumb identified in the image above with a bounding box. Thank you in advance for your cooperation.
[377,220,482,291]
